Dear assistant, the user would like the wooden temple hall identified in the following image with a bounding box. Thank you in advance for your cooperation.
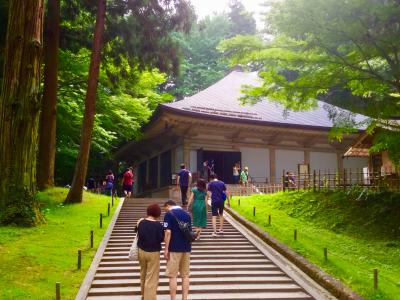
[115,69,368,196]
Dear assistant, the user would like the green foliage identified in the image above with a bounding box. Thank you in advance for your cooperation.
[266,189,400,238]
[56,49,172,183]
[171,15,232,98]
[55,0,194,184]
[219,0,400,162]
[228,0,256,36]
[370,129,400,166]
[171,1,258,98]
[232,191,400,299]
[0,188,120,299]
[60,0,195,75]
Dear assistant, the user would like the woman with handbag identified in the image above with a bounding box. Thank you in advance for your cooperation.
[136,203,164,300]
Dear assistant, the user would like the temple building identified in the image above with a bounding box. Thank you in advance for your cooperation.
[344,129,399,175]
[115,69,368,196]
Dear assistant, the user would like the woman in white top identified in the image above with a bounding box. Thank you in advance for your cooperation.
[233,162,240,184]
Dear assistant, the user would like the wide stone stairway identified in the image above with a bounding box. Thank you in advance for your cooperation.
[79,198,335,300]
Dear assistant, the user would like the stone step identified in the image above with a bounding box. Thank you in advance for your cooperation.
[91,276,293,287]
[87,283,304,296]
[87,292,313,300]
[96,265,281,273]
[99,259,273,267]
[77,198,329,300]
[101,253,266,261]
[104,245,258,251]
[103,249,261,255]
[93,270,286,280]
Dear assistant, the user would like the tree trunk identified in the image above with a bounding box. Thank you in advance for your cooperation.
[0,0,45,225]
[65,0,106,203]
[37,0,60,190]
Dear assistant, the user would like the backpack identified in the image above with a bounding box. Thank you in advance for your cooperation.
[170,210,197,243]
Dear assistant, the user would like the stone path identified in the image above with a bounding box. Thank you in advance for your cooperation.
[77,198,336,300]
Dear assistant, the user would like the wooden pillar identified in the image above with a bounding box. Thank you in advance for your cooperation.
[304,149,310,165]
[337,152,344,174]
[157,154,161,189]
[183,143,190,168]
[171,147,176,173]
[146,159,150,185]
[269,147,276,184]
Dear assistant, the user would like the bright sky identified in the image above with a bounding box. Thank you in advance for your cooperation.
[189,0,266,28]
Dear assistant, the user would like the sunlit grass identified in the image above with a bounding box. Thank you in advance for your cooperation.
[231,191,400,300]
[0,187,120,299]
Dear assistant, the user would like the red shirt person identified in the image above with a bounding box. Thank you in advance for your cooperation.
[122,168,134,198]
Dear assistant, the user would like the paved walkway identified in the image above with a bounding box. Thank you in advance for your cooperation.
[78,198,336,300]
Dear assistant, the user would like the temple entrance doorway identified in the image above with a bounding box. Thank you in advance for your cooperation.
[197,150,241,184]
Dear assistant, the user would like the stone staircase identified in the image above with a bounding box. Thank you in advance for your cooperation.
[81,198,331,300]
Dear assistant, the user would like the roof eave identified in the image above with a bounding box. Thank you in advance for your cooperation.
[160,104,365,133]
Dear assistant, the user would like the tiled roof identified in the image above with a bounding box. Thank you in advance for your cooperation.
[163,70,366,129]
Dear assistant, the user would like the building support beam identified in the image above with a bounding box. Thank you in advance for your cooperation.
[157,154,161,189]
[304,150,310,165]
[269,147,276,184]
[146,160,150,186]
[337,152,344,173]
[171,147,176,174]
[183,142,190,168]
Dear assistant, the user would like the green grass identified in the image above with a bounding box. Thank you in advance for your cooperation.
[231,190,400,300]
[0,188,120,300]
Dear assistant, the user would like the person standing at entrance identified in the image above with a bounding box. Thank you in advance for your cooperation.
[122,167,134,198]
[240,166,249,193]
[233,162,240,184]
[202,161,210,181]
[177,164,192,206]
[163,200,192,300]
[207,174,230,237]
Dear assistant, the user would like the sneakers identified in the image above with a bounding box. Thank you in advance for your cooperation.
[218,230,224,235]
[211,232,219,237]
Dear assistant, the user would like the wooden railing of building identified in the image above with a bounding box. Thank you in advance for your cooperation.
[226,184,283,196]
[227,169,400,196]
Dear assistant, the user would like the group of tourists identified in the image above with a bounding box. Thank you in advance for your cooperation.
[176,163,229,238]
[135,165,230,300]
[284,171,296,189]
[87,167,135,197]
[235,163,250,186]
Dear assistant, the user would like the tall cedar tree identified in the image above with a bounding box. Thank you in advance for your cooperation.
[0,0,45,225]
[38,0,60,190]
[65,0,106,203]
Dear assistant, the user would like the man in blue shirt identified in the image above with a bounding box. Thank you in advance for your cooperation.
[163,200,192,300]
[177,163,192,206]
[207,173,230,237]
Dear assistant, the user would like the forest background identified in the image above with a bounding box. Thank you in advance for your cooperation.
[0,0,256,225]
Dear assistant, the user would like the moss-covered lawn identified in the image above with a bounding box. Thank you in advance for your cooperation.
[0,188,120,299]
[231,190,400,300]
